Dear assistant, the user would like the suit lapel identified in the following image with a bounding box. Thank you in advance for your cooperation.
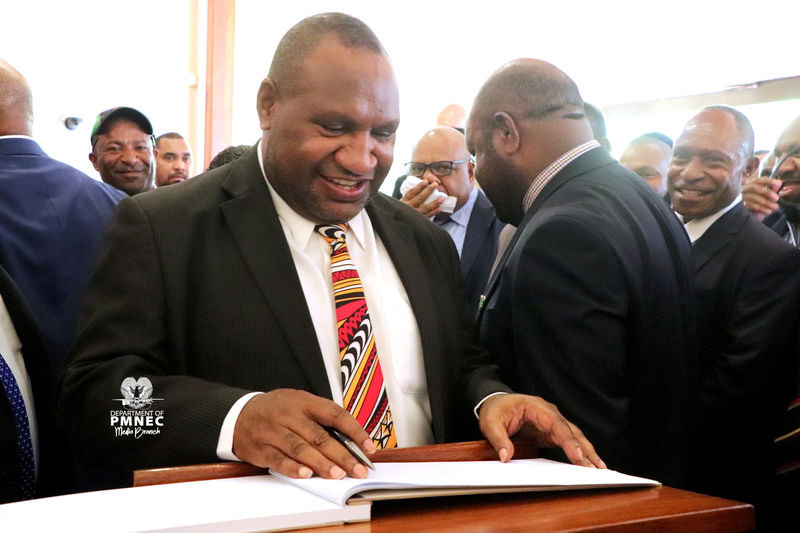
[218,149,331,398]
[367,196,445,437]
[478,147,615,323]
[692,203,749,273]
[460,190,493,278]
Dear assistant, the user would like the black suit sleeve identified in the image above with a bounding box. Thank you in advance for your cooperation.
[58,199,249,471]
[698,246,800,423]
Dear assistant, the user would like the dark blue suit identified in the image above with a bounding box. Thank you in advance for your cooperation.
[459,190,504,314]
[0,137,124,373]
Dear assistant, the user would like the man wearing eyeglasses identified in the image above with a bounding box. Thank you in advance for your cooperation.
[742,115,800,245]
[400,127,505,312]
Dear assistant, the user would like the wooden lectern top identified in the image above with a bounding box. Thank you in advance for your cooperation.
[133,439,755,532]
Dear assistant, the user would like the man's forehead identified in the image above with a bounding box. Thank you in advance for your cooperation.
[777,118,800,148]
[624,142,670,159]
[159,138,191,153]
[678,113,740,151]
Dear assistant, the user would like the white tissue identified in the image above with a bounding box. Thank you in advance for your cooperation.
[399,176,457,213]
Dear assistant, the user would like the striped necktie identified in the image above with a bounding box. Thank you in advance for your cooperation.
[316,224,397,449]
[0,354,35,499]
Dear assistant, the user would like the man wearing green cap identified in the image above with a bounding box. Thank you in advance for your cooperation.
[89,106,156,195]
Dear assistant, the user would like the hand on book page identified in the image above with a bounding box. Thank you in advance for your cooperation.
[478,393,606,469]
[233,389,375,480]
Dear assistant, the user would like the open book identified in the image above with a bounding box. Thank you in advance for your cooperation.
[272,458,660,507]
[0,459,658,533]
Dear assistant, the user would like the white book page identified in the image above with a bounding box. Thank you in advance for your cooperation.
[0,475,370,533]
[271,458,659,506]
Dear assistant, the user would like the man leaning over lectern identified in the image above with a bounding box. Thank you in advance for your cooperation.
[58,12,603,483]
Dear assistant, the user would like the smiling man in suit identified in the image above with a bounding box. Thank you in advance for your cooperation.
[668,106,800,523]
[59,13,602,483]
[468,59,697,489]
[400,127,505,313]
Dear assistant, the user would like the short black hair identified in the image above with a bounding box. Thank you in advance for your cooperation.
[583,103,606,139]
[208,144,251,170]
[268,13,386,98]
[631,132,673,149]
[155,132,185,149]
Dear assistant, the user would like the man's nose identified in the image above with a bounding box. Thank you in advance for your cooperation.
[777,154,799,178]
[421,168,441,186]
[120,145,138,164]
[680,157,705,180]
[336,132,376,175]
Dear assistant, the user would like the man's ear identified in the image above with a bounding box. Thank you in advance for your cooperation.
[492,112,520,155]
[88,151,99,171]
[467,159,476,186]
[743,155,760,181]
[257,78,278,131]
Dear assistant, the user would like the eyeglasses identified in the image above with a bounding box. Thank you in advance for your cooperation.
[404,158,472,178]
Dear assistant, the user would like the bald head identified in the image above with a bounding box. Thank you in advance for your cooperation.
[412,126,470,160]
[466,59,593,225]
[471,59,585,126]
[268,12,386,99]
[0,58,33,136]
[436,104,467,131]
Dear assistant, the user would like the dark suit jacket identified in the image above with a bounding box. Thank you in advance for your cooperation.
[0,265,70,503]
[690,202,800,512]
[58,146,508,473]
[460,190,504,314]
[478,147,697,488]
[0,137,124,372]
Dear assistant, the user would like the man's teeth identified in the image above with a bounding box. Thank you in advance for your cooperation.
[330,178,357,188]
[680,189,707,197]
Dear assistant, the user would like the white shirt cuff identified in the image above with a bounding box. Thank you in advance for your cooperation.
[473,391,509,419]
[216,391,263,461]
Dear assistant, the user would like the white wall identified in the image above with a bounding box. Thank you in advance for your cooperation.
[230,0,800,192]
[2,0,799,186]
[1,0,197,178]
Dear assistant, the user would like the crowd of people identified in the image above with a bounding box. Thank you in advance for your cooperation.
[1,11,798,531]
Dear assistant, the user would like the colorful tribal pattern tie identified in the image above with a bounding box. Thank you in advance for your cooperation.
[316,224,397,449]
[0,354,35,499]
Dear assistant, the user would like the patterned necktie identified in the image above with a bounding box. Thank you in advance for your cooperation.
[0,354,35,499]
[316,224,397,449]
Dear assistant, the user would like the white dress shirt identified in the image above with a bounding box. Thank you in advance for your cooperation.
[217,144,434,460]
[677,195,742,243]
[0,293,39,473]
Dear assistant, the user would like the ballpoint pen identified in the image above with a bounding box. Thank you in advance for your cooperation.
[328,428,375,471]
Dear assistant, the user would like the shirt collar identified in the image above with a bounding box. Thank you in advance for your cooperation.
[448,186,478,228]
[522,140,601,212]
[678,194,742,243]
[256,139,367,251]
[0,135,34,141]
